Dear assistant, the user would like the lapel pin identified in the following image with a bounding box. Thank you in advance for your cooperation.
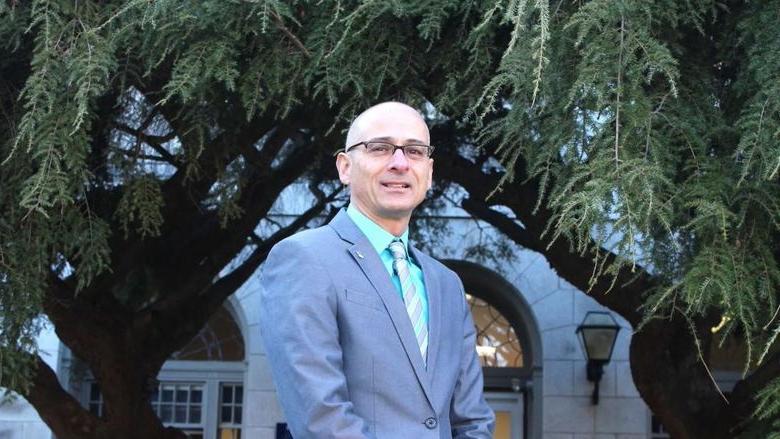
[356,251,364,259]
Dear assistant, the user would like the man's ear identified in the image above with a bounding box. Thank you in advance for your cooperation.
[427,158,434,190]
[336,152,351,185]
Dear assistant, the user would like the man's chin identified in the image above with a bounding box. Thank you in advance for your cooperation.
[377,204,419,220]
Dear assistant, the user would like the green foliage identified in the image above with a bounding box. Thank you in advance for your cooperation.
[1,0,779,432]
[754,377,780,439]
[115,175,164,238]
[466,0,780,427]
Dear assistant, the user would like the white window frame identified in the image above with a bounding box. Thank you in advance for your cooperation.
[158,360,245,439]
[80,360,245,439]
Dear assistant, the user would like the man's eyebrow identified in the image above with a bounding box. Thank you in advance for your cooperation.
[369,136,429,144]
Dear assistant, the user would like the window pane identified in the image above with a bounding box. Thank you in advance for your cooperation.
[150,388,160,403]
[191,389,202,403]
[173,306,245,361]
[176,388,189,403]
[467,294,524,368]
[160,404,173,422]
[87,382,103,417]
[651,413,671,438]
[235,386,243,402]
[218,428,240,439]
[493,411,512,439]
[221,406,232,423]
[90,384,100,400]
[190,405,202,423]
[234,406,242,424]
[175,404,187,423]
[162,387,174,403]
[222,386,233,404]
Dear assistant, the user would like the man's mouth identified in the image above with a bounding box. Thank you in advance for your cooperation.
[382,183,410,189]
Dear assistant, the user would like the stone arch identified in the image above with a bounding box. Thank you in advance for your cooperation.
[444,259,543,439]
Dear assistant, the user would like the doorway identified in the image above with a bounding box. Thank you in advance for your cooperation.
[485,392,524,439]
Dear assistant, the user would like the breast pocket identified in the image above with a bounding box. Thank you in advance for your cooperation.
[344,288,383,310]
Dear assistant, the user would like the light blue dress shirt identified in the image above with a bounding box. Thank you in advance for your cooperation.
[346,205,429,328]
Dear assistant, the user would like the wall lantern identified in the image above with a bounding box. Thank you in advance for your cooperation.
[576,311,621,405]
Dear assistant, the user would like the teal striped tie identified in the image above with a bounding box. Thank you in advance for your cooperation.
[388,239,428,364]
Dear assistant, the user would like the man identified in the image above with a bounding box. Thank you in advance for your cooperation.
[259,102,495,438]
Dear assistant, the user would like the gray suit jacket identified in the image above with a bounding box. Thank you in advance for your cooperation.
[259,209,495,438]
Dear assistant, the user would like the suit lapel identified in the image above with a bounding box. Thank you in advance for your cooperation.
[410,245,441,378]
[330,211,435,408]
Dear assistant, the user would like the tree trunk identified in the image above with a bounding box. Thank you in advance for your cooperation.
[630,319,738,439]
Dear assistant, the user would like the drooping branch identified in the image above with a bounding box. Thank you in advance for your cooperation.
[174,105,343,285]
[435,141,651,323]
[434,128,763,438]
[74,114,280,306]
[16,355,101,439]
[460,195,646,322]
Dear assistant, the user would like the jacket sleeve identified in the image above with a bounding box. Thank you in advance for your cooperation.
[449,278,496,438]
[258,237,374,439]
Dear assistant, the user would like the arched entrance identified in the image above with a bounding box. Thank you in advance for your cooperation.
[445,260,543,439]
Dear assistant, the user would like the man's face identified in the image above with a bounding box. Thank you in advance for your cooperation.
[336,105,433,226]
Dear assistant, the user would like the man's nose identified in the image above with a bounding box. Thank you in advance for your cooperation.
[387,148,410,171]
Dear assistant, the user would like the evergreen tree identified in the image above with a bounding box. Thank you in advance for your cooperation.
[0,1,777,438]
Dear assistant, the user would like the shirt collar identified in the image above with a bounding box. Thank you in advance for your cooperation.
[346,204,409,256]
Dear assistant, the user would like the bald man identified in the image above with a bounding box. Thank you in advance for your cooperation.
[259,102,495,438]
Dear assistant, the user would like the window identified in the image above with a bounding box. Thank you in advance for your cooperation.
[88,382,103,418]
[87,381,242,439]
[467,294,523,368]
[172,306,244,361]
[151,383,205,437]
[218,383,243,439]
[650,413,671,438]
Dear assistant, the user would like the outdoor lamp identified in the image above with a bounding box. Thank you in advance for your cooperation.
[576,311,621,405]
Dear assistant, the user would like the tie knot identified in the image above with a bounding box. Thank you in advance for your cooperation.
[388,239,407,261]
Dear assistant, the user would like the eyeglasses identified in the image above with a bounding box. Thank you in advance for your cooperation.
[345,141,435,160]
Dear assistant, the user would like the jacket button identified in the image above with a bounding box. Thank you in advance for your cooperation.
[424,417,437,429]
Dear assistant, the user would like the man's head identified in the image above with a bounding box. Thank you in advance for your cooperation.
[336,102,434,235]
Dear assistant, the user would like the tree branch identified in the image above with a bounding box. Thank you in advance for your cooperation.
[19,355,102,439]
[113,122,178,164]
[145,187,342,364]
[109,148,173,163]
[729,349,780,420]
[203,185,343,309]
[436,144,650,323]
[270,9,311,59]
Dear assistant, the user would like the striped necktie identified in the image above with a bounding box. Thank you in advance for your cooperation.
[388,239,428,364]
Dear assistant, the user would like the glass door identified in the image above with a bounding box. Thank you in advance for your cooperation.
[484,392,524,439]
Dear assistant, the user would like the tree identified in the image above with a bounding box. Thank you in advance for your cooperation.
[1,1,778,438]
